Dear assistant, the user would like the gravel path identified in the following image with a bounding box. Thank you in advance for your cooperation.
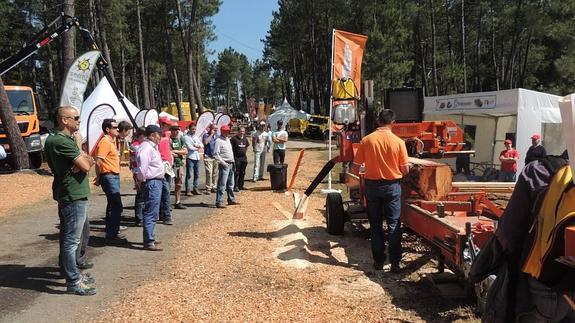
[0,139,479,322]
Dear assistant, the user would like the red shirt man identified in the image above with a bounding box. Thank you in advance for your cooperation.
[499,139,519,182]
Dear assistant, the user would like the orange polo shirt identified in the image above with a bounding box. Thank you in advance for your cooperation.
[95,135,121,174]
[354,127,409,180]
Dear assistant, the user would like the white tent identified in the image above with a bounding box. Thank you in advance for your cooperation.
[81,78,140,154]
[424,88,563,173]
[267,98,308,131]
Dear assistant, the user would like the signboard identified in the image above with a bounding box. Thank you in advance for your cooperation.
[433,95,497,111]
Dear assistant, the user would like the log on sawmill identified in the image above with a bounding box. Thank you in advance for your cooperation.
[402,157,453,201]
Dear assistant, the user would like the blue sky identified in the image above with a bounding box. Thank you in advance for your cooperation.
[207,0,279,63]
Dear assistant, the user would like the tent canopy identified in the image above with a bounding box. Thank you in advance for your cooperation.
[424,88,562,173]
[266,98,308,131]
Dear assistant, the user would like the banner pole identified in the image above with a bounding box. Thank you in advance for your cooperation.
[327,29,335,190]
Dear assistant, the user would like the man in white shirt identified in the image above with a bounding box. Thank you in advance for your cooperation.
[272,120,289,164]
[251,121,271,181]
[213,125,238,208]
[183,124,203,195]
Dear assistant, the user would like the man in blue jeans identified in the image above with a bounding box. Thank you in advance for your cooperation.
[214,125,239,208]
[45,106,97,295]
[354,110,410,273]
[184,124,203,195]
[94,119,127,244]
[136,125,165,251]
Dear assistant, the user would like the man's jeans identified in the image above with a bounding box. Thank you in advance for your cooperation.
[100,174,123,239]
[185,158,201,192]
[365,180,402,265]
[142,179,162,245]
[517,276,575,322]
[160,175,171,220]
[58,199,88,285]
[216,163,236,206]
[253,150,267,180]
[204,156,218,190]
[498,170,516,182]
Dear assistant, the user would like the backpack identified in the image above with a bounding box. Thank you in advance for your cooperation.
[521,156,575,291]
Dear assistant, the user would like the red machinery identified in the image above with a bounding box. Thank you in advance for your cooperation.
[320,120,506,279]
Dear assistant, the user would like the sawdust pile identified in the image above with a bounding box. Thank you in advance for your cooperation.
[88,146,479,322]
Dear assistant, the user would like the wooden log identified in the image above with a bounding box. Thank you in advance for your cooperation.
[402,157,453,201]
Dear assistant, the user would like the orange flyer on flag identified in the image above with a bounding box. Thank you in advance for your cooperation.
[332,30,368,96]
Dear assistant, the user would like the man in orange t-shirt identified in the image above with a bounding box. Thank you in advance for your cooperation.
[498,139,519,182]
[94,118,126,245]
[355,109,410,273]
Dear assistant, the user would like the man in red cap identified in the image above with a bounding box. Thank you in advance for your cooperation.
[213,124,238,208]
[525,133,547,165]
[499,139,519,182]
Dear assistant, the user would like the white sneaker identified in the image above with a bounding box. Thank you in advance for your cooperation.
[119,225,127,231]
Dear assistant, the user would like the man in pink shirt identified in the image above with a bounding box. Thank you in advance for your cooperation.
[158,117,174,225]
[136,125,165,251]
[499,139,519,182]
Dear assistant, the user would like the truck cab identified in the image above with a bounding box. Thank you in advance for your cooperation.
[304,115,330,140]
[0,85,43,168]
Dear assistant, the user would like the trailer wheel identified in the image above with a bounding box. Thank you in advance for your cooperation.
[29,151,43,169]
[326,192,345,235]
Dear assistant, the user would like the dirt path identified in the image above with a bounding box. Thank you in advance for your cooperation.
[94,141,479,322]
[0,175,219,323]
[0,139,479,322]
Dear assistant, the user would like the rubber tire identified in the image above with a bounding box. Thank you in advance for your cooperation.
[326,192,345,235]
[29,151,43,169]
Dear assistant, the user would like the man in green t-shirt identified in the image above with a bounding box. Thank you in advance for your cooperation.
[44,106,96,296]
[170,125,187,209]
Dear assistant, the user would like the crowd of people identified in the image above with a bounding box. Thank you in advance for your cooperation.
[43,108,289,296]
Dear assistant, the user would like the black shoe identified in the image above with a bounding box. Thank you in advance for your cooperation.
[105,235,128,245]
[184,191,190,196]
[163,219,173,225]
[192,189,201,195]
[174,203,186,210]
[228,201,240,206]
[203,190,211,195]
[373,262,384,271]
[233,187,240,192]
[257,178,266,181]
[211,188,217,193]
[77,262,94,270]
[390,263,401,273]
[216,204,226,209]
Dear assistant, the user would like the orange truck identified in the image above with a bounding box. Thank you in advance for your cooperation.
[0,85,44,168]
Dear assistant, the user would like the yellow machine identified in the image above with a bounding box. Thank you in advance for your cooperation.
[304,115,330,139]
[287,118,308,136]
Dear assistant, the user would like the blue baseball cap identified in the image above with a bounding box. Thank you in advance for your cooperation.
[145,124,162,135]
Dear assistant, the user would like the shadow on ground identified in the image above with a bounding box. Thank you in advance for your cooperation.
[0,265,66,294]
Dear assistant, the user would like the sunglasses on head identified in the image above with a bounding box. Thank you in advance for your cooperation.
[65,116,80,121]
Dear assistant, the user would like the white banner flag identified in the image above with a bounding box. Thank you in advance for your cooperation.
[559,94,575,182]
[59,50,101,109]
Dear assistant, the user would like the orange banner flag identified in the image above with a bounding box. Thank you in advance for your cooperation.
[332,29,368,97]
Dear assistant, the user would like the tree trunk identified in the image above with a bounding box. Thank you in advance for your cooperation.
[95,0,115,81]
[429,0,439,96]
[491,6,500,91]
[519,28,532,88]
[61,0,75,81]
[474,3,483,91]
[0,79,30,170]
[504,0,523,88]
[136,0,150,109]
[461,0,467,93]
[162,0,182,116]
